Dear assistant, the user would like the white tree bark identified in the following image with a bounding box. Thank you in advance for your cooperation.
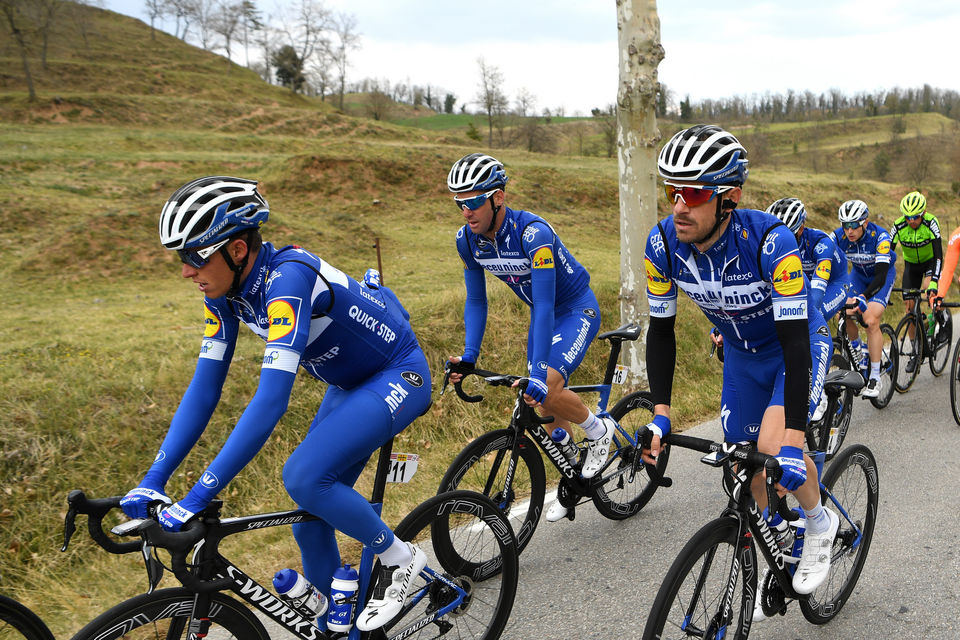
[616,0,663,388]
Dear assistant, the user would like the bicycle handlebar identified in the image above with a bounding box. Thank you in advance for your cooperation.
[62,490,141,555]
[441,362,554,424]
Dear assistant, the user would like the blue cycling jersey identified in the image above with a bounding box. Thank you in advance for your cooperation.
[833,222,896,280]
[456,206,592,381]
[645,210,828,353]
[797,227,850,315]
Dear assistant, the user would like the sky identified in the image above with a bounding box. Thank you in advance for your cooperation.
[102,0,960,116]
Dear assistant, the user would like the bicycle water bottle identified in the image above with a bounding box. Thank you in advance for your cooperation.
[771,519,796,556]
[551,428,579,464]
[327,563,360,633]
[273,568,328,621]
[927,312,936,337]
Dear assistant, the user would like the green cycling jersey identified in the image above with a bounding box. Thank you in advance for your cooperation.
[891,212,942,264]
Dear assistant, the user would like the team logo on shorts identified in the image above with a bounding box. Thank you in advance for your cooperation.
[645,258,672,295]
[532,247,554,269]
[772,255,804,296]
[815,259,832,280]
[583,308,597,318]
[266,300,296,341]
[204,304,222,338]
[401,371,424,388]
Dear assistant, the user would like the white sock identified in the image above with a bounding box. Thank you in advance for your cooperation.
[804,502,831,534]
[870,361,880,379]
[581,412,605,439]
[378,536,411,567]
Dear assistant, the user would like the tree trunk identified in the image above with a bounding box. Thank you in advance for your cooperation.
[615,0,663,387]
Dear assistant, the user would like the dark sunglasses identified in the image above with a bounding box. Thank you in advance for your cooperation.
[455,189,500,211]
[841,221,863,230]
[904,214,922,221]
[663,182,731,207]
[177,238,230,268]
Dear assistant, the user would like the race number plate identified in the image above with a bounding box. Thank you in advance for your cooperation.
[387,453,420,483]
[612,365,627,385]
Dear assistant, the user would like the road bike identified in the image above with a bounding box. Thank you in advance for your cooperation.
[0,594,55,640]
[641,374,878,639]
[62,436,518,640]
[833,302,898,409]
[439,323,670,555]
[893,287,954,391]
[935,302,960,425]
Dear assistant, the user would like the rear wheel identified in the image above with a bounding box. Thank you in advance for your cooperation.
[807,352,854,460]
[929,311,953,376]
[0,595,54,640]
[894,314,921,392]
[949,338,960,426]
[869,324,898,409]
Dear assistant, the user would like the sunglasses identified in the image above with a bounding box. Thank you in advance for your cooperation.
[904,214,922,221]
[663,182,732,207]
[455,189,500,211]
[178,238,230,268]
[842,221,863,230]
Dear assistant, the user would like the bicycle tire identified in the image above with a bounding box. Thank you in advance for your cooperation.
[592,390,670,519]
[800,444,879,624]
[807,351,853,461]
[869,324,898,409]
[894,315,921,392]
[437,429,545,555]
[929,311,953,376]
[950,338,960,426]
[367,490,517,640]
[0,595,54,640]
[68,588,268,640]
[642,517,754,640]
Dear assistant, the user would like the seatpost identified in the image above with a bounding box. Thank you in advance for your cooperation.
[370,437,395,507]
[602,339,624,385]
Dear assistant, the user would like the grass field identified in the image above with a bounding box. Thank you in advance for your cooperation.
[1,4,959,636]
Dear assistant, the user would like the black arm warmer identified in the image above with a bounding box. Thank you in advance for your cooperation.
[933,235,944,282]
[775,318,811,432]
[646,314,677,407]
[863,261,890,298]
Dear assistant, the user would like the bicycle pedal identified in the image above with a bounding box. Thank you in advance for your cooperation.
[565,506,576,522]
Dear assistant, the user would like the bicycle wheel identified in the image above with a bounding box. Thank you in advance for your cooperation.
[69,589,268,640]
[807,351,854,460]
[438,429,545,555]
[642,518,755,640]
[870,324,898,409]
[800,445,879,624]
[0,595,54,640]
[929,311,953,376]
[950,338,960,426]
[592,390,670,519]
[368,490,517,640]
[894,314,921,392]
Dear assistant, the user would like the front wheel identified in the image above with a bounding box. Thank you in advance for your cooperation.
[68,589,269,640]
[894,314,921,392]
[800,445,879,624]
[929,311,953,376]
[642,518,755,640]
[369,490,518,640]
[0,595,55,640]
[438,429,545,555]
[870,324,898,409]
[949,338,960,426]
[592,391,671,519]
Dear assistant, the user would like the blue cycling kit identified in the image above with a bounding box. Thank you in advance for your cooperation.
[645,210,830,439]
[797,226,850,321]
[137,242,431,595]
[833,222,896,304]
[456,206,599,384]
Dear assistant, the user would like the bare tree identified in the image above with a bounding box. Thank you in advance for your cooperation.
[328,11,359,110]
[237,0,262,67]
[31,0,64,69]
[190,0,220,51]
[305,45,334,99]
[514,87,537,117]
[167,0,198,40]
[365,79,393,121]
[0,0,36,100]
[475,57,508,147]
[211,0,243,62]
[616,0,663,384]
[906,134,935,187]
[145,0,166,40]
[278,0,330,82]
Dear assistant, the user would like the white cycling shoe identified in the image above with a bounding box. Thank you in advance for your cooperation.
[861,377,880,399]
[793,508,839,595]
[356,543,427,631]
[581,416,616,479]
[545,499,568,522]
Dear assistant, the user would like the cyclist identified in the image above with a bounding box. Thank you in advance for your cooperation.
[891,190,944,371]
[935,223,960,301]
[833,199,896,397]
[643,125,836,598]
[445,153,612,523]
[119,176,431,632]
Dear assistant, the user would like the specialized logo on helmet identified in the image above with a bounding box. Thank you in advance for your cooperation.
[877,240,890,255]
[532,247,554,269]
[267,299,296,342]
[645,258,672,295]
[772,255,804,296]
[204,304,222,338]
[815,259,832,281]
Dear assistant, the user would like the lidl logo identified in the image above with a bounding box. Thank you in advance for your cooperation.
[645,258,672,295]
[877,240,890,254]
[203,304,221,338]
[267,300,296,341]
[532,246,554,269]
[814,259,832,281]
[772,255,804,296]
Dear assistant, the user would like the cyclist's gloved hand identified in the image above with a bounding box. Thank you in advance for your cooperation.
[524,377,549,404]
[854,294,868,313]
[774,446,807,491]
[157,501,198,532]
[934,296,944,310]
[120,486,171,520]
[646,414,671,440]
[362,268,381,289]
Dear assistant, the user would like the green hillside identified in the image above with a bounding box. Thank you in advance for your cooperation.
[1,4,959,635]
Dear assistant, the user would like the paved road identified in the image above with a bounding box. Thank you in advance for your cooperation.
[502,361,960,639]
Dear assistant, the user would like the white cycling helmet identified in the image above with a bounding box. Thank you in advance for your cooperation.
[159,176,268,251]
[838,199,869,224]
[658,124,749,186]
[766,198,807,234]
[447,153,508,193]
